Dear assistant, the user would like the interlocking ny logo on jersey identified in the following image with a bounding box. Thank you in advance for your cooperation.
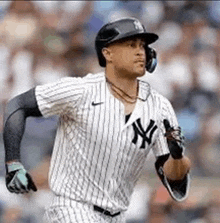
[132,119,158,149]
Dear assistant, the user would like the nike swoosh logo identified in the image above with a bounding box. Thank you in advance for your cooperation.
[92,101,104,106]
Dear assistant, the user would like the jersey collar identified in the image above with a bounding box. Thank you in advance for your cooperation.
[100,73,151,103]
[138,79,151,102]
[96,73,152,104]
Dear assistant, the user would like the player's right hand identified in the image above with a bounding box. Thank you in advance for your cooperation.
[5,161,37,193]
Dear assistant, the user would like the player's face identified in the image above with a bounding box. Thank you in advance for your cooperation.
[107,37,146,78]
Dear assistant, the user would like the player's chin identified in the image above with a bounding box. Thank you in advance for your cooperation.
[133,66,146,77]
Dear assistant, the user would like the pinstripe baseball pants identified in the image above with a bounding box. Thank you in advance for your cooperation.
[43,195,126,223]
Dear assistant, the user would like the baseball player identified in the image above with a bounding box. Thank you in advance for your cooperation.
[3,18,190,223]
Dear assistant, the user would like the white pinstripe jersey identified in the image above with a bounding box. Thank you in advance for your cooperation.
[35,72,178,214]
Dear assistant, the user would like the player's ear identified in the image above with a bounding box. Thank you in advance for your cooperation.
[102,47,112,64]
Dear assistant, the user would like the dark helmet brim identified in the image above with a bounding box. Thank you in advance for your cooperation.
[107,32,159,46]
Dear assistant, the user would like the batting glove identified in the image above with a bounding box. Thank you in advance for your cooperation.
[163,119,185,159]
[6,162,37,194]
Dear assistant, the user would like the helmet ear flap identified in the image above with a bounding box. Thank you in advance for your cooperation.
[146,47,157,73]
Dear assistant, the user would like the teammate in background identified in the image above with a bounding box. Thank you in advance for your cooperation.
[3,18,190,223]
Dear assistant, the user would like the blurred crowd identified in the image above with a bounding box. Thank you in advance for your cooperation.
[0,1,220,222]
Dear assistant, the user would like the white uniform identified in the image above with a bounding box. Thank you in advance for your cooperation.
[35,72,178,223]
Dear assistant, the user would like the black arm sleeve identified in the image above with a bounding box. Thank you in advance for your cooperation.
[3,88,42,162]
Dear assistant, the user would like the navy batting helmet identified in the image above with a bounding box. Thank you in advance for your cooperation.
[95,17,159,73]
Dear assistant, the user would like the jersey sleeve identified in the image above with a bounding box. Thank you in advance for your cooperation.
[35,77,84,117]
[151,94,179,157]
[152,94,190,202]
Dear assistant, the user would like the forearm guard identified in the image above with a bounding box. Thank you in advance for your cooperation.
[3,88,42,162]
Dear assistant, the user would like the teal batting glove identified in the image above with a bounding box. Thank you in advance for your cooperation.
[6,162,37,194]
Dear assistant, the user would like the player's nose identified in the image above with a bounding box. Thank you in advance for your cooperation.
[136,47,145,57]
[135,44,145,53]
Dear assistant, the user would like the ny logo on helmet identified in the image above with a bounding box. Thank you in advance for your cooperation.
[133,20,144,32]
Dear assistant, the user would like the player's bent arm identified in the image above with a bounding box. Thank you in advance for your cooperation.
[155,154,190,202]
[3,88,42,193]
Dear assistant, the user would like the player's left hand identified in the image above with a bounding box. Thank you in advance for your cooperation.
[5,162,37,193]
[163,119,184,159]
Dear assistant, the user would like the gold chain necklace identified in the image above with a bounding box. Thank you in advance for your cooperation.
[106,77,139,104]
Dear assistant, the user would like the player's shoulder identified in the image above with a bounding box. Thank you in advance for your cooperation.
[139,79,171,106]
[60,72,105,85]
[60,72,104,83]
[82,72,105,84]
[151,87,168,101]
[151,88,173,110]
